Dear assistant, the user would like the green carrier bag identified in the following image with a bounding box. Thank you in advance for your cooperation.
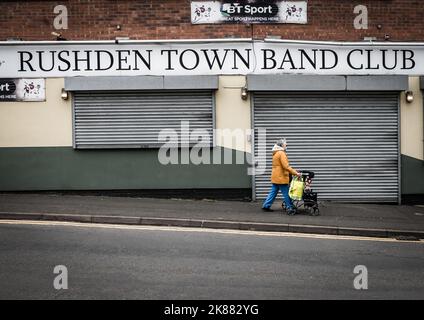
[289,176,305,201]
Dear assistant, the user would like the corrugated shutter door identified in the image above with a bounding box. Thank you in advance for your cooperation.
[73,90,213,148]
[253,92,399,202]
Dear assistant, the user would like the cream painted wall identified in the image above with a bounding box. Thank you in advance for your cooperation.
[401,77,424,160]
[2,75,419,159]
[1,76,252,150]
[0,78,72,147]
[215,76,251,153]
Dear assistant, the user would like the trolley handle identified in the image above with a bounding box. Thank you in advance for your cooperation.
[298,170,315,179]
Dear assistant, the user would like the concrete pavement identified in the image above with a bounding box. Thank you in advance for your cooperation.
[1,192,424,239]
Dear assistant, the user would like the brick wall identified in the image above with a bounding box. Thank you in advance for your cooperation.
[0,0,423,41]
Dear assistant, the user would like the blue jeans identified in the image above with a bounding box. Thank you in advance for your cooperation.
[262,184,294,210]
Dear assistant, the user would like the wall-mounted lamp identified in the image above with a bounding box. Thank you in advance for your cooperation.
[241,86,248,100]
[405,91,414,103]
[61,88,69,100]
[51,32,66,41]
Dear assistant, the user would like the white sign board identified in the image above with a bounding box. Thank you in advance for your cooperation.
[191,1,307,24]
[0,40,423,77]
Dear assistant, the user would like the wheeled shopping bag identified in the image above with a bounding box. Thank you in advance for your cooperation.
[283,171,320,216]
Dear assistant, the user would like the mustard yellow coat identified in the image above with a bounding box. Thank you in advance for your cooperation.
[271,150,298,184]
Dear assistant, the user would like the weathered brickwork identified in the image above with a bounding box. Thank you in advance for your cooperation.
[0,0,423,41]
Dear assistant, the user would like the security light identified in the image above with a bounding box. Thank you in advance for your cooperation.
[405,91,414,103]
[61,88,69,100]
[51,32,66,41]
[241,86,248,100]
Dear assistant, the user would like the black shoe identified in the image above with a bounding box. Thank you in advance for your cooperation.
[262,207,274,212]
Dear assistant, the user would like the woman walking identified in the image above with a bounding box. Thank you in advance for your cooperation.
[262,138,301,215]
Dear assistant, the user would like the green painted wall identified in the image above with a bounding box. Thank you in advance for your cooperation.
[0,147,251,191]
[401,154,424,194]
[3,147,421,197]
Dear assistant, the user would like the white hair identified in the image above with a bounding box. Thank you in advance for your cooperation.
[276,138,287,147]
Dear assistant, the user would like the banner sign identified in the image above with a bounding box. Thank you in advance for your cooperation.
[0,40,423,77]
[0,78,45,101]
[191,1,307,24]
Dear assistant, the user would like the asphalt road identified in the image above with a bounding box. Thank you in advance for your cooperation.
[0,220,423,300]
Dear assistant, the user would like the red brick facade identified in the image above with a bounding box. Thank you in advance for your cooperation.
[0,0,423,41]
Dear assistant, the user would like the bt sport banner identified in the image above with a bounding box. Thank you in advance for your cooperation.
[0,78,45,101]
[0,40,423,78]
[191,1,307,24]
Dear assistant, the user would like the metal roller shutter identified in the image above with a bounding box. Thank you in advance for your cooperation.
[73,90,213,148]
[253,92,399,203]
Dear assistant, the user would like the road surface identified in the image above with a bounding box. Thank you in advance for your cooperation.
[0,220,423,299]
